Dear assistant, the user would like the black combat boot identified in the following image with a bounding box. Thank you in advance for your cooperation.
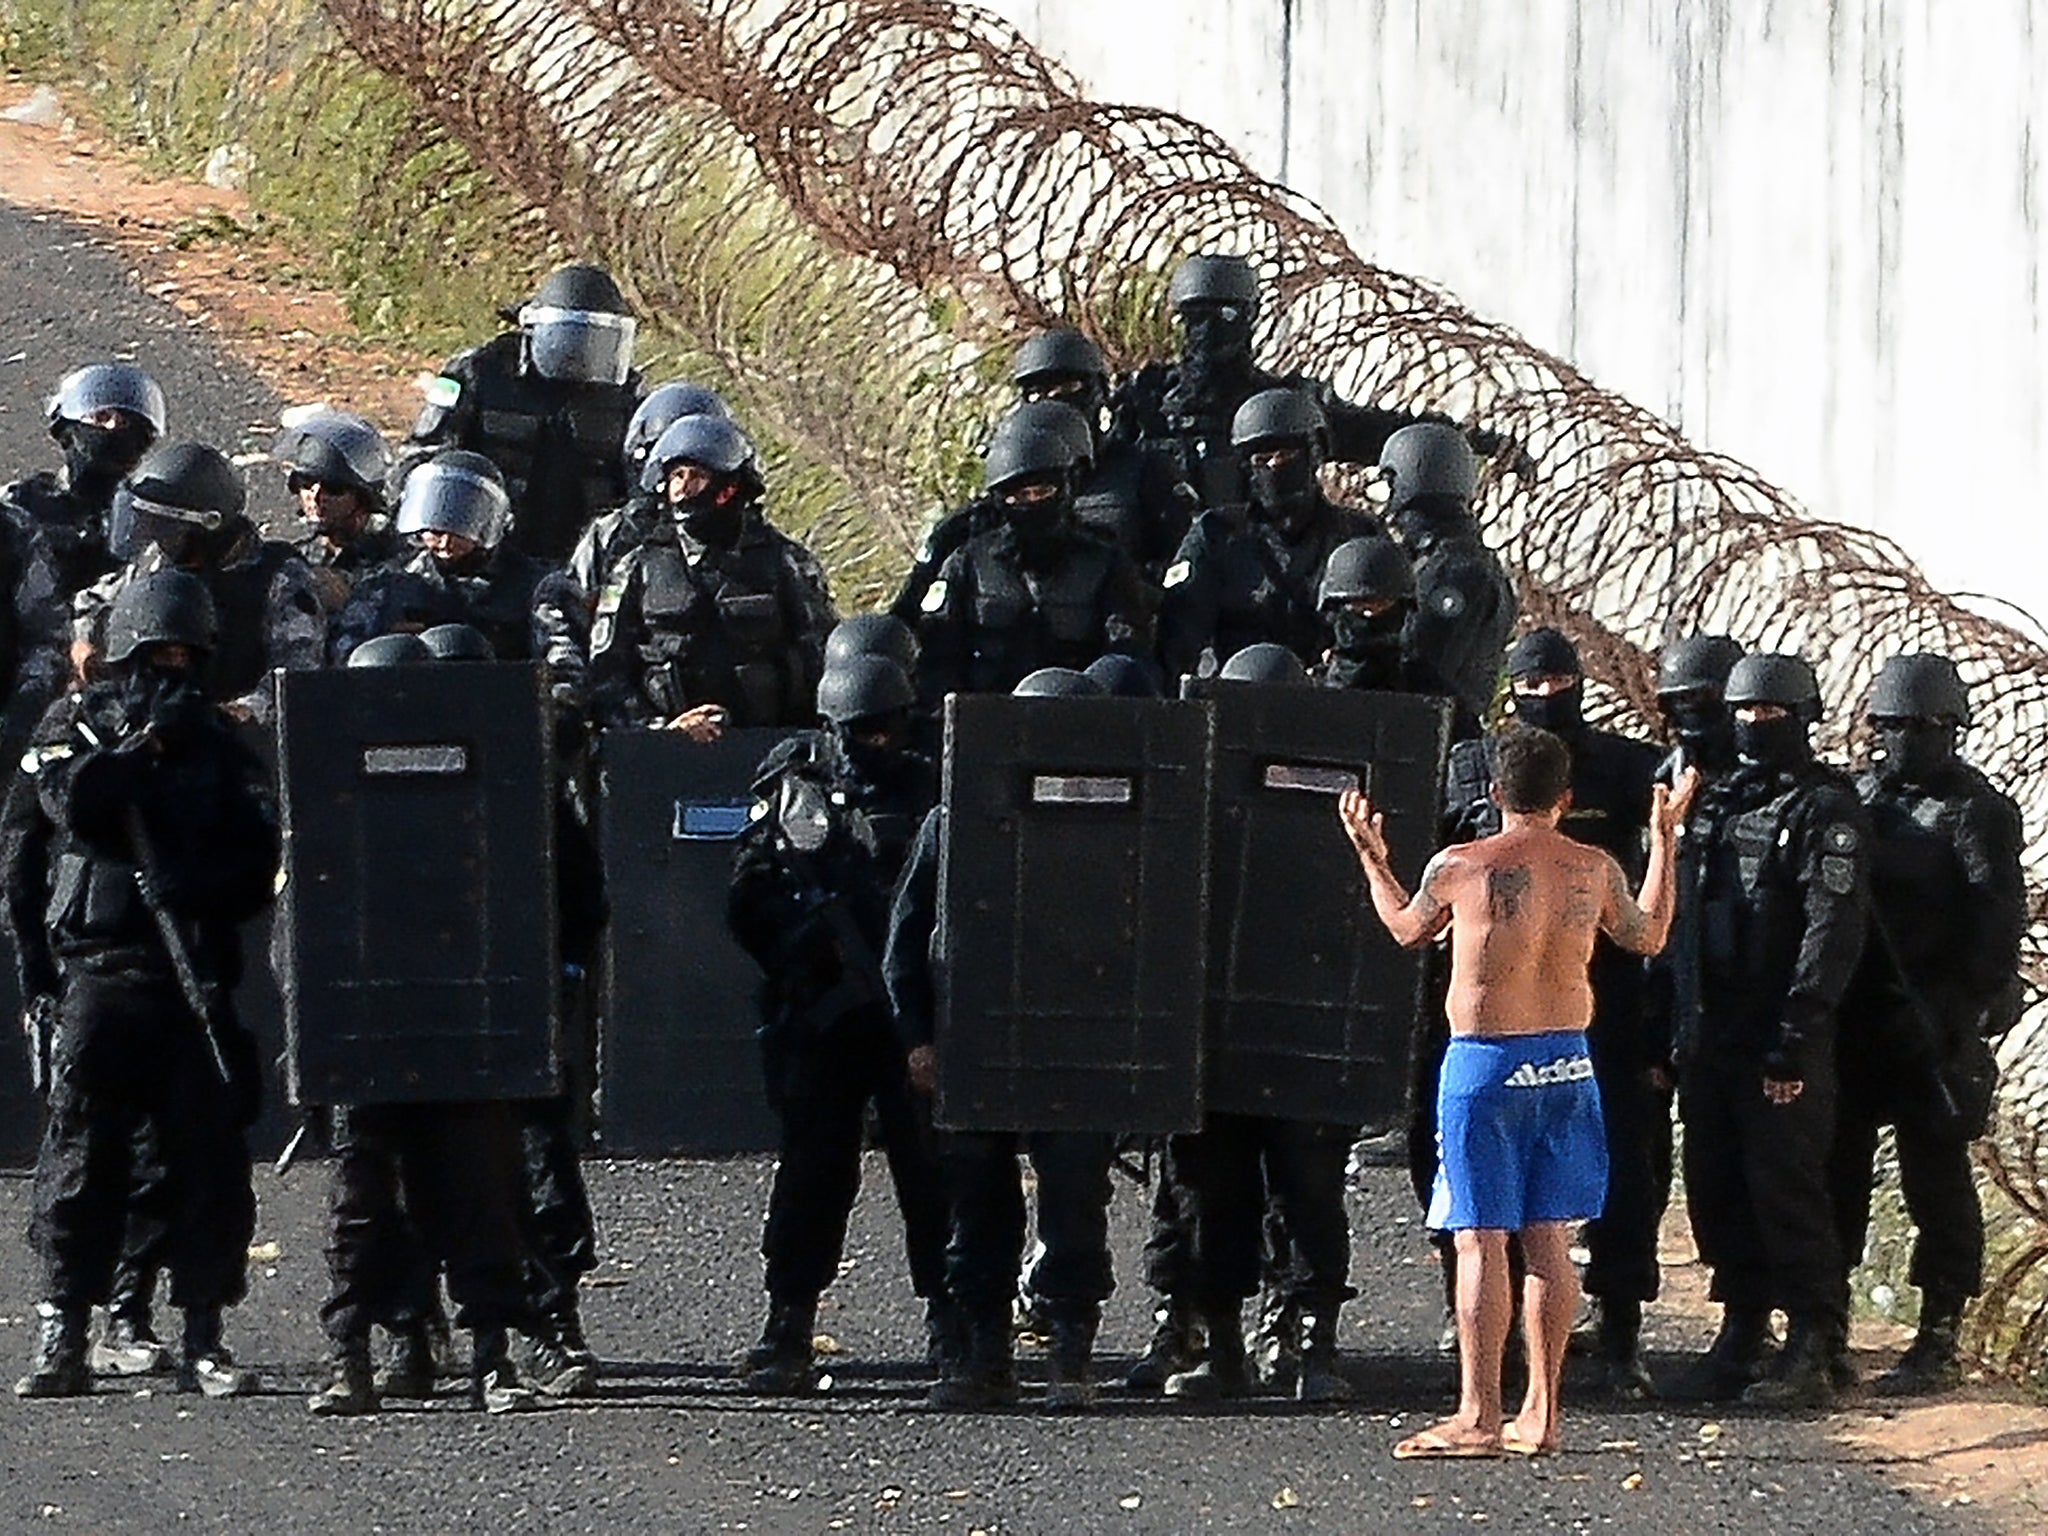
[1251,1289,1301,1395]
[1742,1314,1837,1410]
[1875,1295,1965,1396]
[1124,1296,1198,1393]
[470,1328,536,1414]
[177,1307,258,1398]
[376,1323,437,1399]
[927,1306,1018,1409]
[14,1303,91,1399]
[1596,1298,1656,1401]
[1164,1305,1251,1401]
[1685,1305,1774,1401]
[307,1340,378,1417]
[1295,1308,1353,1404]
[93,1310,172,1377]
[741,1297,817,1395]
[923,1295,960,1371]
[527,1306,600,1399]
[1042,1305,1100,1411]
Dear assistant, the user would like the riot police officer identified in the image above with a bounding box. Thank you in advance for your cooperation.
[1681,653,1868,1409]
[2,364,166,734]
[331,451,553,664]
[5,572,277,1399]
[400,261,643,562]
[1449,628,1663,1395]
[1378,422,1517,736]
[273,409,400,620]
[1158,388,1381,682]
[1656,634,1746,780]
[1108,254,1418,514]
[1010,328,1198,581]
[914,428,1149,700]
[889,398,1101,625]
[883,667,1120,1410]
[727,651,949,1393]
[585,413,836,732]
[71,443,325,726]
[1831,654,2026,1394]
[307,635,538,1417]
[1313,535,1424,692]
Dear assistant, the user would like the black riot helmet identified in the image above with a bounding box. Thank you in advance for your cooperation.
[1506,627,1584,735]
[103,569,217,665]
[823,613,918,674]
[1083,653,1163,698]
[419,622,497,662]
[1168,253,1261,318]
[1234,389,1327,536]
[1318,536,1415,611]
[1011,328,1108,418]
[816,654,917,727]
[622,380,730,481]
[112,441,248,563]
[1725,652,1820,771]
[275,409,392,510]
[346,632,436,669]
[47,363,168,439]
[395,450,511,550]
[1012,666,1106,699]
[1218,642,1311,686]
[1379,422,1478,516]
[518,262,637,385]
[1868,652,1970,726]
[1657,633,1744,701]
[983,426,1078,557]
[991,400,1097,474]
[645,412,761,548]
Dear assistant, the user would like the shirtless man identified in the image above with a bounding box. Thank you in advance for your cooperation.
[1339,726,1696,1458]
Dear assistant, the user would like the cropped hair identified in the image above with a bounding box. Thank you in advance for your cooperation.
[1492,726,1572,813]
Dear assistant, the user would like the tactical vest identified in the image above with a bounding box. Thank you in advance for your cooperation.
[961,535,1118,692]
[1858,776,1976,976]
[5,474,120,655]
[621,535,806,727]
[204,540,303,703]
[1206,503,1363,668]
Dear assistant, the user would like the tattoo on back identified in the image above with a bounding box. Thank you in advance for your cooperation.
[1487,865,1533,921]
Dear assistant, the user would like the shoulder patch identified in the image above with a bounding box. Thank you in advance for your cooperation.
[594,581,625,618]
[423,375,463,410]
[1823,822,1860,854]
[1163,560,1192,589]
[1820,855,1857,895]
[1432,586,1467,619]
[920,579,950,614]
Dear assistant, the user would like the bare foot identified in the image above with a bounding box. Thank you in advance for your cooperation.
[1502,1412,1559,1455]
[1393,1415,1503,1460]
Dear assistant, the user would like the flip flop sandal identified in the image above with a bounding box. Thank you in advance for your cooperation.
[1501,1424,1555,1457]
[1393,1429,1503,1460]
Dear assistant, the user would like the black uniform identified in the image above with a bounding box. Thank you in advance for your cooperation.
[914,527,1149,699]
[294,523,402,623]
[1396,505,1517,737]
[330,544,555,665]
[584,516,836,728]
[1681,760,1869,1335]
[1157,497,1381,681]
[1,679,276,1318]
[728,732,948,1318]
[1830,761,2025,1316]
[401,332,640,563]
[1,471,116,736]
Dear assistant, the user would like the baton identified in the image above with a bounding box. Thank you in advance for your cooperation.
[123,803,235,1086]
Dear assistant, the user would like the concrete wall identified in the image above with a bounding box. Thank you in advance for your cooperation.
[982,0,2048,618]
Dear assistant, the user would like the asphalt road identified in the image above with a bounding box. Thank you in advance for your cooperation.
[0,201,1990,1534]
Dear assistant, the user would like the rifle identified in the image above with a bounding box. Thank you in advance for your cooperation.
[1865,906,1997,1138]
[122,803,234,1087]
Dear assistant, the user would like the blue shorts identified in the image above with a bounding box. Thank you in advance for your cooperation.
[1426,1031,1608,1232]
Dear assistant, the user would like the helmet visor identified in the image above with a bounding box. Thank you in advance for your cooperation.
[395,461,511,546]
[520,305,637,385]
[109,488,227,560]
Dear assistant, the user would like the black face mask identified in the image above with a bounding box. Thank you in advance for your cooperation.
[1249,456,1320,537]
[1001,486,1072,566]
[1873,720,1956,787]
[1326,609,1406,690]
[1175,311,1253,403]
[1512,684,1584,735]
[675,489,745,549]
[1734,714,1811,771]
[835,718,910,785]
[61,421,155,505]
[1663,695,1736,774]
[119,664,210,748]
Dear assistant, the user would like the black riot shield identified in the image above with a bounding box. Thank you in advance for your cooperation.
[1195,683,1450,1128]
[597,727,794,1155]
[278,663,560,1106]
[935,693,1211,1135]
